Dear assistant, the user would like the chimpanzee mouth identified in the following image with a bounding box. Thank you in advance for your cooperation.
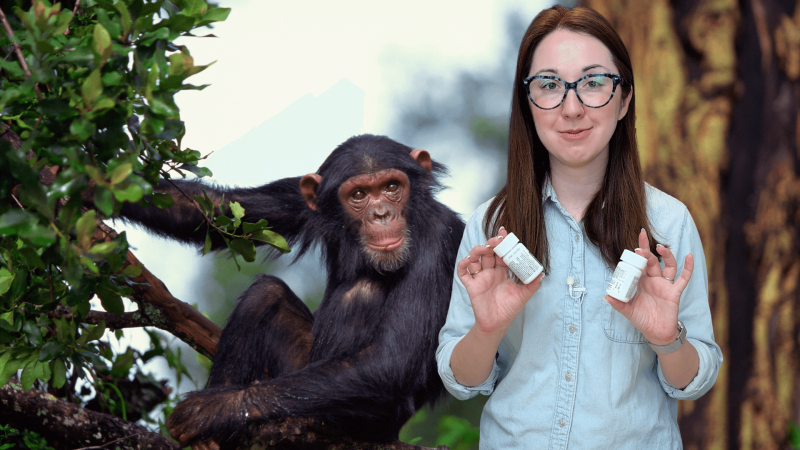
[362,231,411,273]
[367,237,405,252]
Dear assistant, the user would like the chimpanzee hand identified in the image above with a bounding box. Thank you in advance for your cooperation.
[458,227,543,334]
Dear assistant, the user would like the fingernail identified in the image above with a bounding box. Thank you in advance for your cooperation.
[499,226,505,231]
[496,235,504,240]
[484,244,492,248]
[634,247,642,252]
[641,228,645,233]
[656,244,664,249]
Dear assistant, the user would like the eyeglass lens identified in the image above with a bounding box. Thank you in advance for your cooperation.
[529,75,615,109]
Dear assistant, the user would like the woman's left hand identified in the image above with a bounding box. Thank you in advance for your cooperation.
[604,229,694,345]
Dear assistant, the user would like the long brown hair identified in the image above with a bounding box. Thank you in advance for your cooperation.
[484,5,658,271]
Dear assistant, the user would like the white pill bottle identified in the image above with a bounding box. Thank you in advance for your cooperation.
[492,232,544,284]
[606,249,648,302]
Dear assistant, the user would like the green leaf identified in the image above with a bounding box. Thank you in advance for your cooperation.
[23,320,43,346]
[242,219,270,234]
[0,356,23,388]
[151,192,174,208]
[94,186,114,216]
[76,210,97,251]
[112,183,144,202]
[98,293,124,315]
[202,7,231,23]
[109,163,132,186]
[78,321,106,345]
[101,71,123,86]
[0,268,14,295]
[115,1,132,36]
[52,359,67,388]
[0,58,25,78]
[0,352,10,380]
[181,164,212,178]
[214,215,232,227]
[0,210,37,235]
[250,229,291,253]
[203,232,212,255]
[94,24,113,63]
[39,341,66,361]
[93,98,116,110]
[20,364,36,392]
[88,241,119,255]
[81,69,103,106]
[70,118,96,142]
[229,238,256,262]
[230,201,244,228]
[149,98,178,116]
[120,264,142,277]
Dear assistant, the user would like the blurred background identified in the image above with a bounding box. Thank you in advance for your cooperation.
[111,0,800,449]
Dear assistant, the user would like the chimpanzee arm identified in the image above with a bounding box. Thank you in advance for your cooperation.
[118,176,308,250]
[167,341,428,445]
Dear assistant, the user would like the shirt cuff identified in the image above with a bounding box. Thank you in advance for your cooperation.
[437,335,500,400]
[657,337,721,400]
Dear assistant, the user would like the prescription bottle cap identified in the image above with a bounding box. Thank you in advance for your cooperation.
[493,232,519,257]
[620,249,647,269]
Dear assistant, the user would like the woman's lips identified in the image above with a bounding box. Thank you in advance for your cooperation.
[560,128,591,140]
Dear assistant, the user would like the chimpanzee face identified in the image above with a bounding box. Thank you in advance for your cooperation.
[338,168,411,272]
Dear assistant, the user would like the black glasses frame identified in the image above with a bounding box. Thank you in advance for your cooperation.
[522,73,623,110]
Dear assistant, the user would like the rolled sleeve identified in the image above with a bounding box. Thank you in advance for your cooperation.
[657,337,722,400]
[437,335,500,400]
[436,201,499,400]
[654,204,723,400]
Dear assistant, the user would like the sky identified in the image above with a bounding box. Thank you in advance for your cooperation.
[111,0,552,392]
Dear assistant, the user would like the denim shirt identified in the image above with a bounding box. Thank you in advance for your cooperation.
[436,182,722,450]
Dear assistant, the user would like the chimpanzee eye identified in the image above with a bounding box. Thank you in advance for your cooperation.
[385,182,400,193]
[351,189,367,201]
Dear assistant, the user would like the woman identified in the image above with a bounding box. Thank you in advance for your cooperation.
[436,5,722,449]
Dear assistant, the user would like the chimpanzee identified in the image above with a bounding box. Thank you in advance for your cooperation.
[114,135,465,447]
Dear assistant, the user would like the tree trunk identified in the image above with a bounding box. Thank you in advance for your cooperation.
[577,0,800,449]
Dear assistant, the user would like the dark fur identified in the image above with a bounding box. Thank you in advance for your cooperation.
[119,135,465,445]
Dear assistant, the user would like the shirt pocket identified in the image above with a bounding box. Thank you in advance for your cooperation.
[602,267,648,344]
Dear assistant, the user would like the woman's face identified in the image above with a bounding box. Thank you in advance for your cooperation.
[528,29,631,173]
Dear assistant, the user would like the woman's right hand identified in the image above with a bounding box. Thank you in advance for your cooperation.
[457,228,544,334]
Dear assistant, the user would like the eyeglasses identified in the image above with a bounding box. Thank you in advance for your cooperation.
[522,73,623,110]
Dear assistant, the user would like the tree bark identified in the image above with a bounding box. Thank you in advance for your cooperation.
[0,381,179,450]
[578,0,800,449]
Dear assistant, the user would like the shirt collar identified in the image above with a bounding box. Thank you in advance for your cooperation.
[541,175,556,203]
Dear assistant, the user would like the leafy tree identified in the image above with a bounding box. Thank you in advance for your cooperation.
[0,0,298,447]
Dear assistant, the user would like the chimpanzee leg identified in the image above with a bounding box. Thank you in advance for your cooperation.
[206,274,314,388]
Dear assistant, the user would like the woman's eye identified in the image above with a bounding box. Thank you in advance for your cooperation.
[540,81,558,90]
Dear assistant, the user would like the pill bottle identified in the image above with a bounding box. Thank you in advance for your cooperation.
[492,232,544,284]
[606,249,647,302]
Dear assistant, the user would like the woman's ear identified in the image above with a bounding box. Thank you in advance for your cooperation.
[618,87,633,121]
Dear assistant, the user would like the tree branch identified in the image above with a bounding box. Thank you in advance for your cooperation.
[0,381,179,450]
[0,6,43,100]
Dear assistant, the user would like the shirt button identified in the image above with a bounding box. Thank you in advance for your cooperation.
[569,325,576,333]
[574,235,579,242]
[565,372,572,381]
[559,419,566,427]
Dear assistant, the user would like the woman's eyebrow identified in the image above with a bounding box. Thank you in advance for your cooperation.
[583,64,608,72]
[532,64,610,76]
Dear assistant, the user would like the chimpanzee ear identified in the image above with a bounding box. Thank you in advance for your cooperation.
[410,149,432,172]
[299,174,323,211]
